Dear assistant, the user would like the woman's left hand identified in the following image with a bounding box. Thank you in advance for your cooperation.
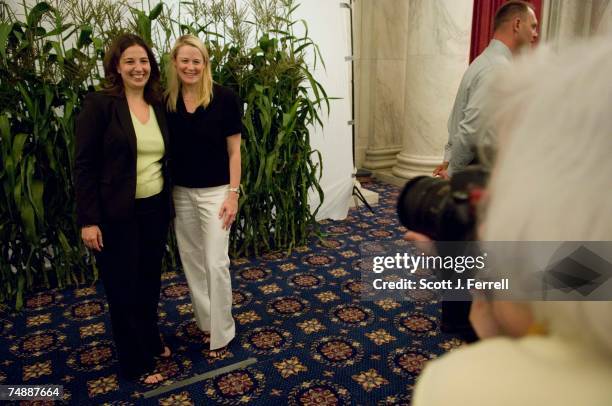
[219,193,238,230]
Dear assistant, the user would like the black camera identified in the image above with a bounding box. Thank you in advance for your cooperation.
[397,166,489,241]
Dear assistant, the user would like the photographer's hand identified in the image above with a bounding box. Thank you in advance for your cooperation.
[403,231,431,242]
[469,296,534,339]
[403,231,438,256]
[469,295,502,339]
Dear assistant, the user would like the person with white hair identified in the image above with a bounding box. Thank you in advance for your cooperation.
[413,34,612,406]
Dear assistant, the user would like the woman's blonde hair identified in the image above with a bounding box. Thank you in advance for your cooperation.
[165,34,213,112]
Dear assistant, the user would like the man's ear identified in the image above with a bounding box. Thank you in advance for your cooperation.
[512,17,521,33]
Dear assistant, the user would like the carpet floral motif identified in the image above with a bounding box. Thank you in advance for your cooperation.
[311,336,364,367]
[387,347,436,377]
[87,374,119,397]
[287,379,352,406]
[232,289,254,308]
[329,303,375,327]
[241,326,293,355]
[2,181,466,404]
[394,312,439,337]
[66,340,116,372]
[287,273,325,290]
[236,266,272,283]
[266,296,310,318]
[205,367,265,405]
[274,356,308,378]
[25,291,61,310]
[23,360,52,381]
[63,299,107,322]
[162,282,191,300]
[351,368,389,392]
[10,329,66,358]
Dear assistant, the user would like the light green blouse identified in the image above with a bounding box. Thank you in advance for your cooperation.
[131,105,164,199]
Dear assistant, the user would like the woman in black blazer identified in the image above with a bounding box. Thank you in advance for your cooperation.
[74,34,173,384]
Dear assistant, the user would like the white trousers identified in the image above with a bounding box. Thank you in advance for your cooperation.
[173,185,235,349]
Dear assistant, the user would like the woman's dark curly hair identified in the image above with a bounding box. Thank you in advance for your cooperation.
[102,34,162,104]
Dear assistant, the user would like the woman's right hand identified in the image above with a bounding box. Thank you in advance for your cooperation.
[81,225,103,251]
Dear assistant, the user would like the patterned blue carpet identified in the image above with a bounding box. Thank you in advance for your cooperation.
[0,181,466,405]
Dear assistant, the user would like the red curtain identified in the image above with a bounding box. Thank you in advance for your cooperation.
[469,0,542,62]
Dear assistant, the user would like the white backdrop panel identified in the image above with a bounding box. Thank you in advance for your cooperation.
[294,0,354,220]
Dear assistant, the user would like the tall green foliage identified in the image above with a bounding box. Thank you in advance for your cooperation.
[0,0,329,308]
[225,33,327,255]
[0,2,101,309]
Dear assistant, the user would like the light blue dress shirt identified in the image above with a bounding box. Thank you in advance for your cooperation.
[445,39,512,175]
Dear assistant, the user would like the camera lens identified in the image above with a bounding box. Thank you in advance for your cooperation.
[397,176,451,240]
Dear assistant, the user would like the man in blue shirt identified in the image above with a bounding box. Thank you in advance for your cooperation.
[433,0,538,178]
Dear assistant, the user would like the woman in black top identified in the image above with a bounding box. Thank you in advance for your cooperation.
[165,35,242,356]
[74,34,172,383]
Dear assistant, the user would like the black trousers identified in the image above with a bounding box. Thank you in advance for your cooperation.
[96,192,170,379]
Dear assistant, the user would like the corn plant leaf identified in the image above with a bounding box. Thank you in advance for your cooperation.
[15,273,25,310]
[50,41,64,63]
[293,42,311,54]
[4,156,15,188]
[149,3,163,20]
[30,180,44,223]
[64,99,74,121]
[264,151,278,179]
[45,23,72,37]
[44,85,53,111]
[13,173,22,206]
[131,8,152,45]
[57,229,72,254]
[11,133,28,164]
[180,24,195,35]
[0,23,12,59]
[45,143,57,172]
[19,198,36,242]
[0,115,10,149]
[92,37,103,49]
[77,25,93,49]
[17,84,35,117]
[26,2,53,29]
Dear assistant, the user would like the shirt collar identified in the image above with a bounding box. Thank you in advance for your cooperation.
[488,39,513,62]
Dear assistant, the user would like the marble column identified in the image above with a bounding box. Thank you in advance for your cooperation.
[542,0,612,48]
[391,0,472,180]
[354,0,407,170]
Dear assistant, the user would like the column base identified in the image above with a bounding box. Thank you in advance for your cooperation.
[391,152,441,180]
[362,146,402,170]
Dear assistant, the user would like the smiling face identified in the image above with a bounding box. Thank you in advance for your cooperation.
[116,45,150,91]
[173,45,205,86]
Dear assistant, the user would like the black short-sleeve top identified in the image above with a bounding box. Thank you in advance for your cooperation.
[167,83,242,188]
